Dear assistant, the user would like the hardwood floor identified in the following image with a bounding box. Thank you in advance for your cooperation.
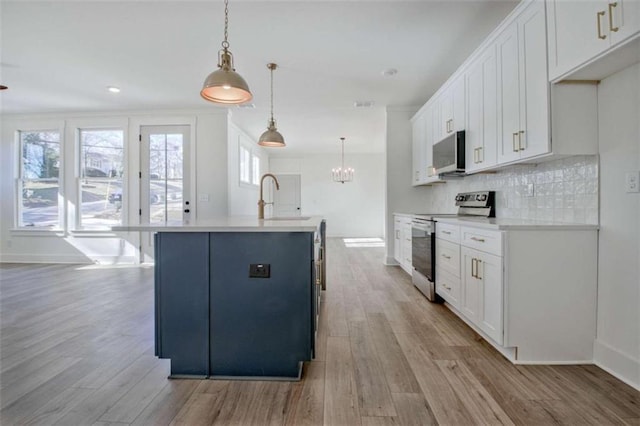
[1,239,638,425]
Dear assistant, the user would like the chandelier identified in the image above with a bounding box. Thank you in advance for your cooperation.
[331,137,354,183]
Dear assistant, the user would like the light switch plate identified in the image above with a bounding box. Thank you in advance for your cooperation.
[625,171,640,193]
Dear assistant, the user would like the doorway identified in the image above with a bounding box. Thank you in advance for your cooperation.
[272,174,301,217]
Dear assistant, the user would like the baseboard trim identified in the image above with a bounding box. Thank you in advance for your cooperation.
[384,256,399,266]
[0,254,137,265]
[594,339,640,391]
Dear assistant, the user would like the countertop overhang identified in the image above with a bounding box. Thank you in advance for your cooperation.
[112,216,324,233]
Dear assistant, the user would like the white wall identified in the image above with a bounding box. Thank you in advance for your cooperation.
[269,154,385,238]
[0,109,229,263]
[385,107,431,263]
[594,63,640,389]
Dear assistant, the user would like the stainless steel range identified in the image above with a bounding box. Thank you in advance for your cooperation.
[411,191,495,301]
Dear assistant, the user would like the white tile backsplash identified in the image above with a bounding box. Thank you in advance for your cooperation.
[428,155,599,224]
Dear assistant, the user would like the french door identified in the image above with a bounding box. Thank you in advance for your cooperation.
[140,125,191,260]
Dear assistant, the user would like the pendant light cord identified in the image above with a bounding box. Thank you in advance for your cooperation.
[222,0,229,49]
[270,66,274,122]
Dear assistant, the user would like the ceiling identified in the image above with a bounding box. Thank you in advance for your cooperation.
[0,0,519,155]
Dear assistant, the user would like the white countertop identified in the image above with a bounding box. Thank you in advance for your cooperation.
[112,216,324,233]
[433,216,599,231]
[393,212,598,230]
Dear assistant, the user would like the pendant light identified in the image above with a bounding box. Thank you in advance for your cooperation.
[332,137,354,183]
[258,63,286,147]
[200,0,252,104]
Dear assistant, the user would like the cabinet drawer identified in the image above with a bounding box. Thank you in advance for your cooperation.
[436,223,460,243]
[461,227,503,256]
[436,238,460,277]
[436,267,460,309]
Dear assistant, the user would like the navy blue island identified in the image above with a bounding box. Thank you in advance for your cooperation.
[114,216,325,380]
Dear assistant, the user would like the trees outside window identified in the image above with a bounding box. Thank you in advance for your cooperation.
[19,130,61,227]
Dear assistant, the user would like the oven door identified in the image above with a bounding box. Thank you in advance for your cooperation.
[411,222,433,281]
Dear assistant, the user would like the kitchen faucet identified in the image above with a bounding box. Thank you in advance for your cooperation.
[258,173,280,219]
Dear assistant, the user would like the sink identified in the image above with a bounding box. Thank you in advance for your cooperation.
[264,216,311,221]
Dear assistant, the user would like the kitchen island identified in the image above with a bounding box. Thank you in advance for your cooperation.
[113,216,325,380]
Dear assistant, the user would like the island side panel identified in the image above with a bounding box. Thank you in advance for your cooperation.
[210,232,313,379]
[156,232,210,377]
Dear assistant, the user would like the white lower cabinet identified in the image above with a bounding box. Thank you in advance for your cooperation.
[434,221,598,363]
[393,215,412,274]
[461,246,503,345]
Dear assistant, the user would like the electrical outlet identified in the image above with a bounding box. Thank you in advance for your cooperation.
[625,171,640,193]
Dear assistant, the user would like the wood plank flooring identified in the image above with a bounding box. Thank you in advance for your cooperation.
[1,239,638,425]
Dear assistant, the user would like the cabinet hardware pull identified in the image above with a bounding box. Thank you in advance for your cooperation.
[470,236,486,242]
[471,258,477,278]
[512,132,519,152]
[608,2,619,32]
[442,230,452,235]
[473,148,478,164]
[476,259,483,280]
[396,230,400,239]
[597,11,607,39]
[519,130,525,151]
[442,254,451,259]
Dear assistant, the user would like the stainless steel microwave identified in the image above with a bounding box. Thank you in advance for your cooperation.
[433,130,465,175]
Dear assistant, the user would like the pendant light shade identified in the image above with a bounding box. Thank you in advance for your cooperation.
[200,0,253,105]
[258,63,285,147]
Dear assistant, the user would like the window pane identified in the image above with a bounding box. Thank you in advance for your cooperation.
[79,129,124,229]
[240,147,250,183]
[20,131,60,227]
[149,133,184,224]
[252,155,260,185]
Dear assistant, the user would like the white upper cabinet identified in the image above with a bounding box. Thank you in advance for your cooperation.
[496,1,550,165]
[465,45,498,173]
[435,76,466,143]
[547,0,640,81]
[411,112,426,185]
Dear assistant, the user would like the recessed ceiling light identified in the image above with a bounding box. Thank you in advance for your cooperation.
[381,68,398,77]
[107,86,121,93]
[354,100,375,108]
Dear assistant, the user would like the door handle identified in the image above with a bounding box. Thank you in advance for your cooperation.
[608,2,619,32]
[597,11,607,39]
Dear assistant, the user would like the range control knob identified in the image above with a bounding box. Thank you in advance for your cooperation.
[475,194,482,201]
[480,194,487,201]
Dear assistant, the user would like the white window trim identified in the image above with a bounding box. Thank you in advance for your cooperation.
[14,122,66,231]
[75,126,126,231]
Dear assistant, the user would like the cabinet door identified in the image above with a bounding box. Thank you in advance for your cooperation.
[452,77,466,132]
[411,116,424,185]
[496,23,522,164]
[518,1,550,159]
[439,91,453,138]
[477,251,503,345]
[461,247,480,322]
[465,45,497,173]
[547,0,608,80]
[394,219,402,263]
[610,0,640,45]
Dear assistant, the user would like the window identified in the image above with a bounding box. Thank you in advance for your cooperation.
[239,141,262,186]
[239,146,251,184]
[18,130,61,228]
[79,129,124,229]
[252,154,260,185]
